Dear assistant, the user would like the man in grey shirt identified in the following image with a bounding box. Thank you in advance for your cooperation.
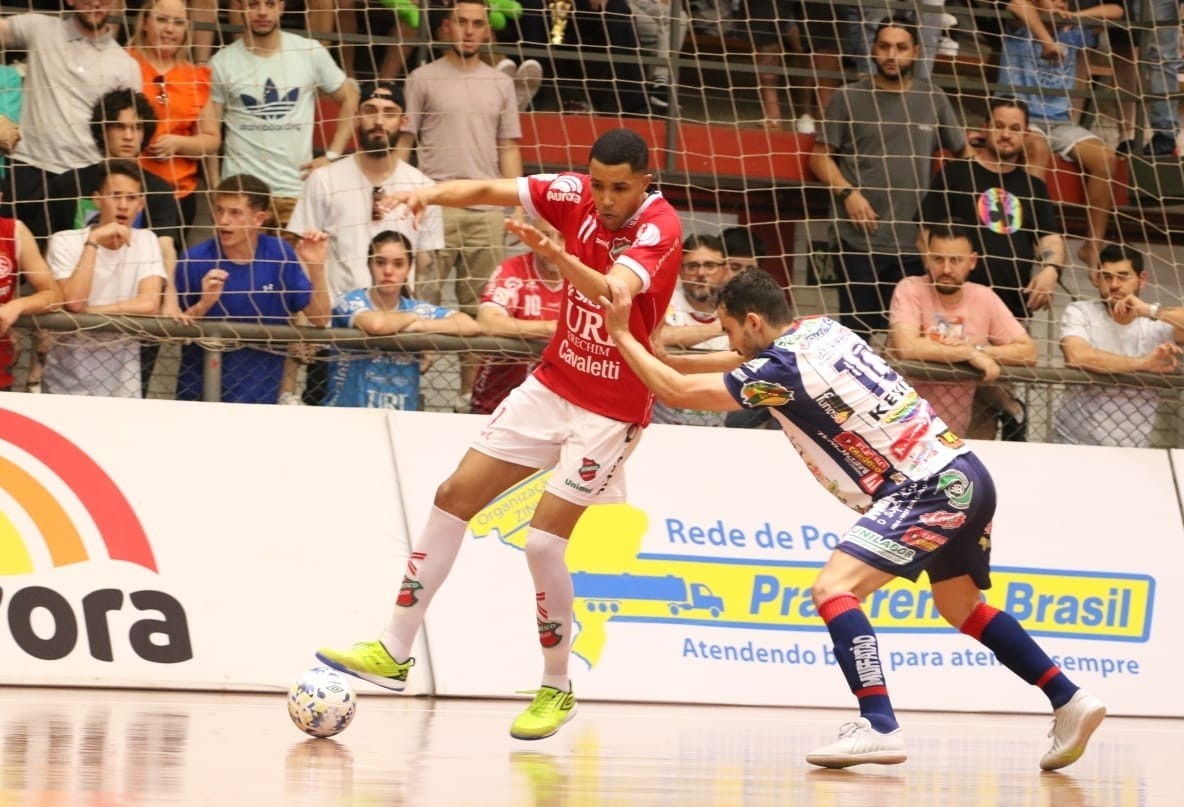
[809,13,971,341]
[0,0,141,237]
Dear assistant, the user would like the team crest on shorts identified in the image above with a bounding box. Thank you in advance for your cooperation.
[579,457,600,481]
[937,469,974,510]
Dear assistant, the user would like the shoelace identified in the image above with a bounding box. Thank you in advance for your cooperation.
[836,721,863,739]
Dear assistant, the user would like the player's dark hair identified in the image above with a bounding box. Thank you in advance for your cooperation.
[717,269,792,326]
[721,226,766,260]
[682,233,724,254]
[1098,242,1145,275]
[90,88,157,154]
[215,174,271,211]
[875,12,918,48]
[96,158,144,193]
[369,230,415,298]
[988,94,1030,127]
[925,219,976,248]
[589,128,649,172]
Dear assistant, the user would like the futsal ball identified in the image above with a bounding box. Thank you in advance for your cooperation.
[288,666,357,738]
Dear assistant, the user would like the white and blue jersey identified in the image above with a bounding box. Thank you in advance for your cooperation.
[724,316,994,585]
[325,289,455,410]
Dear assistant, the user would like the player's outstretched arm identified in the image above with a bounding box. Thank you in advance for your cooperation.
[602,277,740,412]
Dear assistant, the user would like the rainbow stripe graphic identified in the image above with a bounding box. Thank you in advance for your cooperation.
[0,408,156,575]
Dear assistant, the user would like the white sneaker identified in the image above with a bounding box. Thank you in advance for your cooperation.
[937,36,959,57]
[941,12,958,28]
[795,114,816,135]
[278,391,302,405]
[1040,690,1106,771]
[806,718,907,769]
[515,59,544,111]
[495,58,516,81]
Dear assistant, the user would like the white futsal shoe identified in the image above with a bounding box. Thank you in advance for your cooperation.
[806,717,907,768]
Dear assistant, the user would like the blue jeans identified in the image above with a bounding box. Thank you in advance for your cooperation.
[1132,0,1181,138]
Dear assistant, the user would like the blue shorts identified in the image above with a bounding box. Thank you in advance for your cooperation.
[837,453,996,589]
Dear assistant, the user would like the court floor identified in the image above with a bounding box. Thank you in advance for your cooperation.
[0,686,1177,806]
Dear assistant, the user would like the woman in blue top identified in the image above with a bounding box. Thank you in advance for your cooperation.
[327,230,481,409]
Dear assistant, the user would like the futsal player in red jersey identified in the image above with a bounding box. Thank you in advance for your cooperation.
[318,128,683,740]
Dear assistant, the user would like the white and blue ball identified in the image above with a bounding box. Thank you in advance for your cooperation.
[288,666,357,738]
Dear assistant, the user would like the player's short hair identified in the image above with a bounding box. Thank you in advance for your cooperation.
[215,174,271,211]
[96,158,144,193]
[721,226,766,260]
[90,88,157,154]
[1098,242,1145,274]
[988,94,1030,127]
[925,219,976,248]
[874,12,918,48]
[589,128,650,173]
[682,233,724,254]
[717,269,792,326]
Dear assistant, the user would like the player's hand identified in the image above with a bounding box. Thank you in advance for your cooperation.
[160,298,194,326]
[599,275,633,335]
[384,189,432,228]
[0,116,21,155]
[1024,265,1058,312]
[146,134,184,159]
[1144,342,1181,373]
[844,191,879,234]
[505,218,560,261]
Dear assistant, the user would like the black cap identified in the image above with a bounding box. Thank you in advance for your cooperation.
[358,81,405,110]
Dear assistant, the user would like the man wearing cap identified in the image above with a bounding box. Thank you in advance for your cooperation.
[287,80,445,405]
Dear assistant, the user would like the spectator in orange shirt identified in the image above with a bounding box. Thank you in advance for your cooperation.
[127,0,220,241]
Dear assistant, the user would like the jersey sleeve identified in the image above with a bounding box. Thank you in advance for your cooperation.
[519,173,579,234]
[311,40,347,95]
[279,241,313,314]
[614,211,682,294]
[722,349,798,409]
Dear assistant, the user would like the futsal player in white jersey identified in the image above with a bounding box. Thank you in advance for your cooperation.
[317,129,683,740]
[600,268,1106,771]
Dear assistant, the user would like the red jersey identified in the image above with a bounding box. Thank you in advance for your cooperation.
[471,253,564,415]
[519,173,682,424]
[0,217,16,388]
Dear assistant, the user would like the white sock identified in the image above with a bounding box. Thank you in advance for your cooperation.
[379,505,468,661]
[524,527,573,691]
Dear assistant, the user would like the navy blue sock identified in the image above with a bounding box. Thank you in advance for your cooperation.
[819,593,899,733]
[961,602,1077,708]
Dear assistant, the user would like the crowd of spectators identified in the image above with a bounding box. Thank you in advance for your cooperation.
[0,0,1180,448]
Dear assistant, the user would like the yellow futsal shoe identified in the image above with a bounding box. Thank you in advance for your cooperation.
[316,641,414,692]
[509,685,577,740]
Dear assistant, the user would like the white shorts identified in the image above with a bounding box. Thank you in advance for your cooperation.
[473,375,644,506]
[1031,122,1101,160]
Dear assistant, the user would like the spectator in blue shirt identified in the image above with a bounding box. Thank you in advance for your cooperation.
[326,230,480,409]
[176,174,331,403]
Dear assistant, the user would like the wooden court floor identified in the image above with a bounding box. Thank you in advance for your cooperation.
[0,686,1178,806]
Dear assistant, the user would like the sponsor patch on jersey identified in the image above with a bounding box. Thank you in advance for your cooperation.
[901,525,949,552]
[579,457,601,481]
[634,221,660,247]
[938,430,964,448]
[740,379,794,407]
[546,175,583,203]
[815,388,853,424]
[918,510,967,530]
[834,431,890,473]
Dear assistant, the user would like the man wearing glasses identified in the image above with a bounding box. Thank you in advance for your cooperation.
[652,233,735,426]
[287,81,443,405]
